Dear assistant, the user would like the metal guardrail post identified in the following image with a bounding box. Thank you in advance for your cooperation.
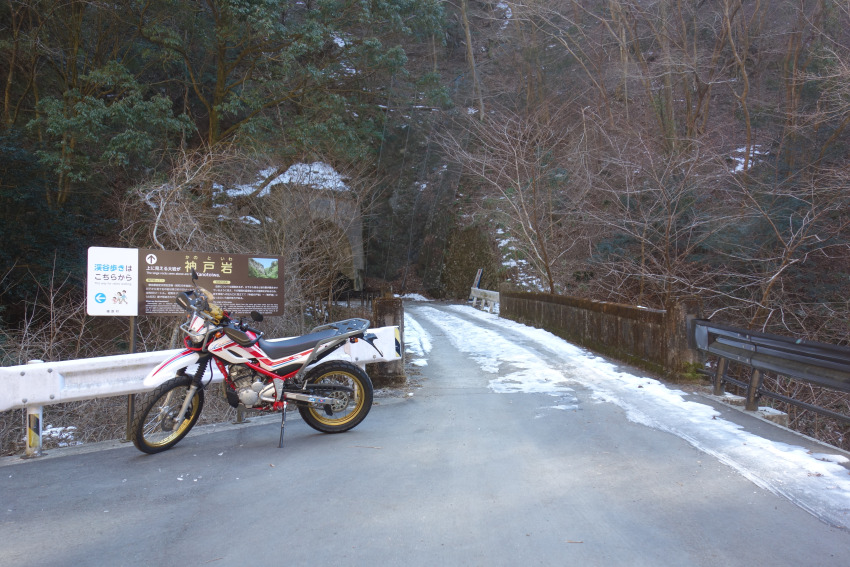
[125,394,136,442]
[24,405,44,458]
[746,369,763,411]
[713,358,727,396]
[22,359,45,458]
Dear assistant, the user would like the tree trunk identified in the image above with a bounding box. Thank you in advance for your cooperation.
[460,0,484,118]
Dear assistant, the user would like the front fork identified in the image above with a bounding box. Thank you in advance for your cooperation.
[172,355,211,425]
[172,385,199,427]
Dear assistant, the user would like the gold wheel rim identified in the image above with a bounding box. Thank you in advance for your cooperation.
[142,389,201,447]
[307,371,364,426]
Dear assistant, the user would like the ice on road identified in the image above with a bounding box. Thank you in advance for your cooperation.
[405,303,850,530]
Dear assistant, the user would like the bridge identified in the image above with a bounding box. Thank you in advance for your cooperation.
[1,301,849,566]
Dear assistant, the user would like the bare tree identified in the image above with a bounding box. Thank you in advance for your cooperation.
[125,149,377,332]
[441,102,589,294]
[0,261,99,364]
[580,115,742,308]
[458,0,485,117]
[520,0,744,148]
[720,167,850,333]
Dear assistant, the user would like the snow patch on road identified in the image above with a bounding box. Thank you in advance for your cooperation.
[409,304,850,529]
[398,293,432,302]
[412,306,574,395]
[404,313,432,357]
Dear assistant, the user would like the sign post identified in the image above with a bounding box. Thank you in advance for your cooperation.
[469,268,483,300]
[87,247,140,441]
[125,316,137,441]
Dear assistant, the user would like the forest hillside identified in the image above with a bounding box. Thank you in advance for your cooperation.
[1,0,849,350]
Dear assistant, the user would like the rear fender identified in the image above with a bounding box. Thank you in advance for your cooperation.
[143,350,201,388]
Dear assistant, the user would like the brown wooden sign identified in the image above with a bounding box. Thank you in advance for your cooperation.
[139,249,283,316]
[87,247,283,317]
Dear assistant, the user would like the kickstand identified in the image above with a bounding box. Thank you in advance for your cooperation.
[278,401,287,449]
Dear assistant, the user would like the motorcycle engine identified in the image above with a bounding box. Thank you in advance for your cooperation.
[226,365,269,408]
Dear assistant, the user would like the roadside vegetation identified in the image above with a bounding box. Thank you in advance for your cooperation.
[2,1,848,453]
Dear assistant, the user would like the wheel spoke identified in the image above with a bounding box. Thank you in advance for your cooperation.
[132,378,204,453]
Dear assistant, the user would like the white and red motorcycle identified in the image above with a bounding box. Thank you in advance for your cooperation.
[132,271,378,454]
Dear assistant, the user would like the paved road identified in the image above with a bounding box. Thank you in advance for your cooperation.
[1,302,849,566]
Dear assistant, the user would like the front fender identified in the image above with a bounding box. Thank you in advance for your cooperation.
[143,349,201,388]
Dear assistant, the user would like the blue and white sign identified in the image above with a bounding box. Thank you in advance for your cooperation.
[87,247,139,316]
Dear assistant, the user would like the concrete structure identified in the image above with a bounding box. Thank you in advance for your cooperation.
[293,187,365,291]
[263,164,365,291]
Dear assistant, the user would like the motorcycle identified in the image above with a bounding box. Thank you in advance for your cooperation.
[132,270,377,454]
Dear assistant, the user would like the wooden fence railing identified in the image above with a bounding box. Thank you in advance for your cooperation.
[499,290,700,375]
[493,287,850,427]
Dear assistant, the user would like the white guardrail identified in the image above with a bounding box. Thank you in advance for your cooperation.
[470,287,499,313]
[0,326,400,413]
[0,326,401,457]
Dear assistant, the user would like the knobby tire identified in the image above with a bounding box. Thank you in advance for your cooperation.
[298,361,373,433]
[132,375,204,454]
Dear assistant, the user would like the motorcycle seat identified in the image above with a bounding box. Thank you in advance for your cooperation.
[259,329,339,360]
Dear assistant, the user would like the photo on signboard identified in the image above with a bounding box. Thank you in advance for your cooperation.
[248,257,279,279]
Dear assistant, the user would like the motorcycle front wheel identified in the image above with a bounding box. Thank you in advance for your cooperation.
[132,375,205,454]
[298,361,373,433]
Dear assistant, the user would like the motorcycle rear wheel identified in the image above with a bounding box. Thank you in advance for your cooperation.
[298,361,373,433]
[132,375,205,454]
